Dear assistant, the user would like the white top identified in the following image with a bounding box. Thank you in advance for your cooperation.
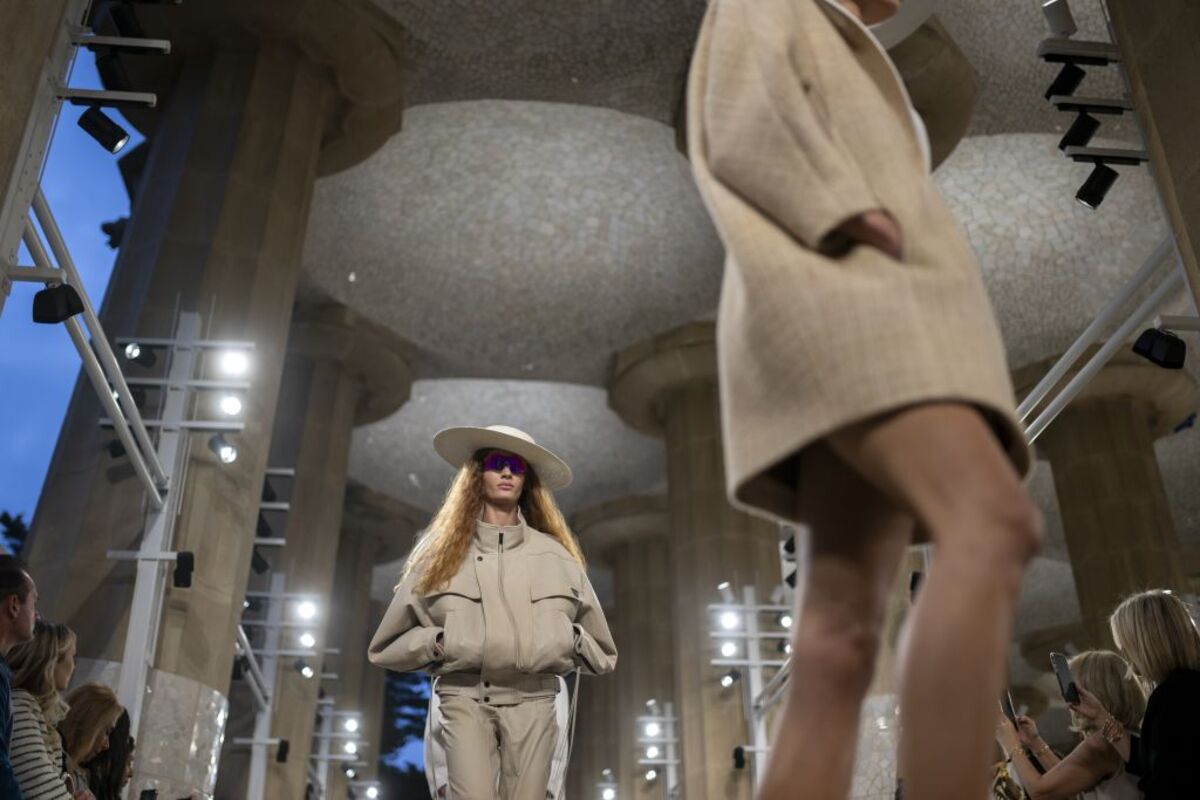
[10,689,72,800]
[1081,772,1143,800]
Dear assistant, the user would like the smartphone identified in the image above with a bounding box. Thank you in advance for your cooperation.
[1050,651,1080,704]
[139,790,159,800]
[1000,689,1019,726]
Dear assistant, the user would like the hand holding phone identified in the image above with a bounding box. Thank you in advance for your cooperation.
[1050,651,1080,704]
[1000,690,1019,727]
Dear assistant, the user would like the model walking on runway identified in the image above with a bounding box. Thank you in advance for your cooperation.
[688,0,1041,798]
[368,425,617,800]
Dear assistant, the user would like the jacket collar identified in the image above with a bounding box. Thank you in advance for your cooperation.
[475,508,527,553]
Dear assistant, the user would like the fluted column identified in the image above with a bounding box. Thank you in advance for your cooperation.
[326,484,427,800]
[575,496,674,800]
[1021,351,1200,647]
[609,322,780,800]
[23,6,406,796]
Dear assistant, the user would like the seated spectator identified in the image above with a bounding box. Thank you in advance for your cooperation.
[996,650,1143,800]
[1073,589,1200,799]
[0,554,39,800]
[58,684,122,798]
[8,621,81,799]
[81,710,132,800]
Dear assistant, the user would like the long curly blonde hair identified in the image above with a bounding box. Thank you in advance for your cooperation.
[7,620,74,725]
[401,455,585,595]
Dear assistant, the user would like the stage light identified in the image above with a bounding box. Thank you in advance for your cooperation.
[173,551,194,588]
[275,739,289,764]
[219,395,243,416]
[208,434,237,464]
[721,669,740,689]
[344,768,356,779]
[645,699,659,714]
[32,284,84,324]
[1044,63,1086,100]
[296,600,318,620]
[779,613,793,629]
[124,342,157,367]
[719,611,740,630]
[344,717,360,733]
[344,741,358,755]
[77,107,129,154]
[299,632,316,649]
[717,581,735,604]
[1042,0,1077,37]
[601,790,615,800]
[1076,163,1119,209]
[720,641,737,658]
[1058,112,1099,151]
[94,52,131,92]
[1133,328,1186,369]
[250,546,269,575]
[645,770,658,782]
[644,722,661,738]
[105,438,126,459]
[218,350,249,376]
[646,745,659,759]
[366,789,379,799]
[293,659,314,679]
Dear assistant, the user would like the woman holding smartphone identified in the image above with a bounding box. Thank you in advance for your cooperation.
[1072,590,1200,799]
[369,425,617,800]
[996,651,1143,800]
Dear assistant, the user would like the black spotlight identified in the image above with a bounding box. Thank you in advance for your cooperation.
[1133,328,1187,369]
[293,659,315,679]
[275,739,290,764]
[1058,112,1099,151]
[256,512,273,538]
[732,746,747,770]
[251,546,270,575]
[32,283,84,324]
[77,106,130,154]
[94,51,131,92]
[105,438,126,459]
[100,217,127,249]
[910,570,924,600]
[173,550,194,588]
[108,3,147,38]
[1045,62,1086,100]
[1076,163,1119,210]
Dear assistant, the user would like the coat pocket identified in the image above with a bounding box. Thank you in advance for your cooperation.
[526,568,580,675]
[429,573,485,674]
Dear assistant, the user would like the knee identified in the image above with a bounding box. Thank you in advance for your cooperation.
[790,619,881,698]
[941,485,1043,583]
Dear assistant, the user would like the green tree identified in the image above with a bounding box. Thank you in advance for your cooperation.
[0,511,29,556]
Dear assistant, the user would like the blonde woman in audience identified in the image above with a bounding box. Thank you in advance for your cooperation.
[997,650,1143,800]
[1073,590,1200,798]
[59,683,122,798]
[8,621,84,799]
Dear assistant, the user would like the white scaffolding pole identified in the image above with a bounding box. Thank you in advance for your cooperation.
[248,572,288,799]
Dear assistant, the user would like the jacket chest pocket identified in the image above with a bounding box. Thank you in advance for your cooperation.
[527,567,581,675]
[529,569,581,620]
[428,572,485,673]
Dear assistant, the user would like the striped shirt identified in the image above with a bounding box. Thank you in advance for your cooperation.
[9,690,70,800]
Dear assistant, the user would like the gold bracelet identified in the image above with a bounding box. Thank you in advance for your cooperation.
[1099,714,1124,744]
[1032,743,1053,757]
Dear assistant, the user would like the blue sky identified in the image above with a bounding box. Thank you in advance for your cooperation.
[0,50,142,524]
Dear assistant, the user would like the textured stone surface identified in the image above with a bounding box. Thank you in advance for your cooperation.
[348,378,666,515]
[373,0,705,123]
[304,100,722,384]
[850,694,900,800]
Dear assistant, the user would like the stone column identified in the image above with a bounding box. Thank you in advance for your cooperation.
[254,305,412,799]
[609,322,781,800]
[1106,0,1200,307]
[326,484,428,800]
[1022,352,1200,647]
[574,496,675,800]
[23,5,406,796]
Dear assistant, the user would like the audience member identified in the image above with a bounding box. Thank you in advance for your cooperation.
[81,710,131,800]
[0,555,39,799]
[996,650,1143,799]
[8,621,81,799]
[58,684,122,798]
[1074,590,1200,798]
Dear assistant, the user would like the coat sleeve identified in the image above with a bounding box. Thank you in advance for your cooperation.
[367,575,445,673]
[690,0,883,253]
[571,573,617,676]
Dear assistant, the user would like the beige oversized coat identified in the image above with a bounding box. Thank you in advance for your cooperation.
[688,0,1031,522]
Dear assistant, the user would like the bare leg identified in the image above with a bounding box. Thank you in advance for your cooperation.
[827,403,1042,800]
[759,442,914,800]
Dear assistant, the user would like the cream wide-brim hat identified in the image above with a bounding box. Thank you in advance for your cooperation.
[432,425,573,490]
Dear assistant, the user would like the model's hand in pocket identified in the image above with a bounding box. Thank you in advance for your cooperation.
[833,209,903,261]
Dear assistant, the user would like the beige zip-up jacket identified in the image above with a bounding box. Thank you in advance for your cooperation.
[369,514,617,702]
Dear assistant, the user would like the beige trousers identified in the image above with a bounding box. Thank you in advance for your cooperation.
[437,693,558,800]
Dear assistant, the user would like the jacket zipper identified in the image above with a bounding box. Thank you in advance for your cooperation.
[498,531,524,671]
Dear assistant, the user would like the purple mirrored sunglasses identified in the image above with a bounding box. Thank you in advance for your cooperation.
[479,450,528,476]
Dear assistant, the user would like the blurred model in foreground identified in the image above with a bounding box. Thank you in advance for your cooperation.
[687,0,1039,797]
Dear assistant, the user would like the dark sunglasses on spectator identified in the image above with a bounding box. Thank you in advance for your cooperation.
[480,451,528,475]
